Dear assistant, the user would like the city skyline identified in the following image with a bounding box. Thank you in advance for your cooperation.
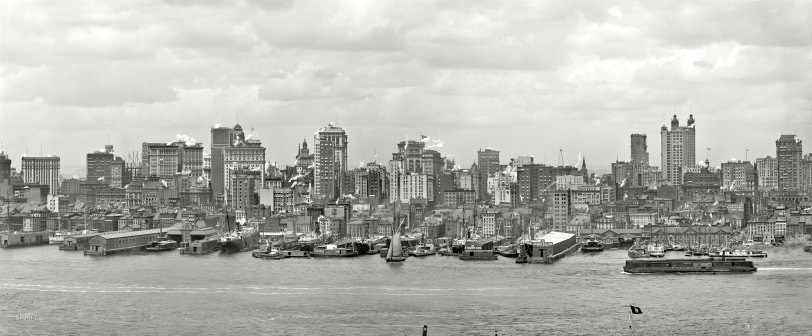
[1,1,811,175]
[0,117,808,178]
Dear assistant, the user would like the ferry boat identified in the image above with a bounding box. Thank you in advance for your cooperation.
[459,248,498,261]
[144,239,178,252]
[624,257,757,274]
[515,232,578,264]
[309,244,359,258]
[580,237,604,252]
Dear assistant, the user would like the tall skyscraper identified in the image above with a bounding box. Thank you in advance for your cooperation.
[0,151,11,184]
[87,146,114,184]
[630,134,649,166]
[314,123,348,202]
[776,134,803,191]
[223,124,266,208]
[477,148,500,200]
[210,125,234,199]
[755,156,778,191]
[389,140,434,204]
[21,156,60,194]
[660,114,696,185]
[803,154,812,191]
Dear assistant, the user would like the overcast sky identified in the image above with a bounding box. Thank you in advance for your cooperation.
[1,0,810,177]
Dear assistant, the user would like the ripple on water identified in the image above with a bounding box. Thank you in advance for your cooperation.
[1,246,812,335]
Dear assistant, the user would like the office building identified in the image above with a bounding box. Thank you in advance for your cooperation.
[720,160,756,192]
[755,156,778,191]
[223,125,266,206]
[210,125,234,199]
[313,123,348,202]
[776,134,803,191]
[21,156,60,194]
[630,134,649,166]
[660,114,696,185]
[477,148,500,200]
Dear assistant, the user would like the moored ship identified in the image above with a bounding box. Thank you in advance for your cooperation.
[219,226,260,252]
[515,232,578,264]
[624,257,757,273]
[580,236,604,252]
[145,239,179,252]
[648,244,665,257]
[219,216,260,252]
[48,231,70,245]
[459,247,497,260]
[309,244,359,258]
[627,242,649,258]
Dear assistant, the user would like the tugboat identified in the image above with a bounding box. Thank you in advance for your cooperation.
[495,245,519,258]
[580,236,604,252]
[411,243,437,257]
[144,239,178,252]
[627,241,649,258]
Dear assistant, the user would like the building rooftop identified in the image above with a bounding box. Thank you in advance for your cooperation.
[97,228,164,239]
[538,231,575,244]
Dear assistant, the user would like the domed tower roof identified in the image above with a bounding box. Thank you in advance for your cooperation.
[302,138,308,149]
[233,124,243,131]
[670,114,679,128]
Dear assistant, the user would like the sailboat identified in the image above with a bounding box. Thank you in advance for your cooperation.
[385,222,407,262]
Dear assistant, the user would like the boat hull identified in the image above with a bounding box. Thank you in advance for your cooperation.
[624,258,757,274]
[581,246,604,252]
[519,232,579,263]
[219,230,260,253]
[386,256,407,262]
[459,250,498,261]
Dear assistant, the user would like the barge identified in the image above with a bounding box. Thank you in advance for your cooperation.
[459,248,497,261]
[624,257,757,274]
[309,244,359,258]
[516,232,579,264]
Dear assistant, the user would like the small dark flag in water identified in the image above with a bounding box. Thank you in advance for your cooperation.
[630,305,643,314]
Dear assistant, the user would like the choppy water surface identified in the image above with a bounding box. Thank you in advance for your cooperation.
[1,246,811,335]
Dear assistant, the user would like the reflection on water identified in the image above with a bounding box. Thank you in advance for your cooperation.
[1,246,811,335]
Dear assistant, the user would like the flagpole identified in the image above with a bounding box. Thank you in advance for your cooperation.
[628,311,632,331]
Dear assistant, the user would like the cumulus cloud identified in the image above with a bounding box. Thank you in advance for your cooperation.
[0,0,811,174]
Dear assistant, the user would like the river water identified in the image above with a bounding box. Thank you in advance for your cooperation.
[1,245,811,335]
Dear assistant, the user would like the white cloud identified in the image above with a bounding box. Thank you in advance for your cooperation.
[0,0,810,174]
